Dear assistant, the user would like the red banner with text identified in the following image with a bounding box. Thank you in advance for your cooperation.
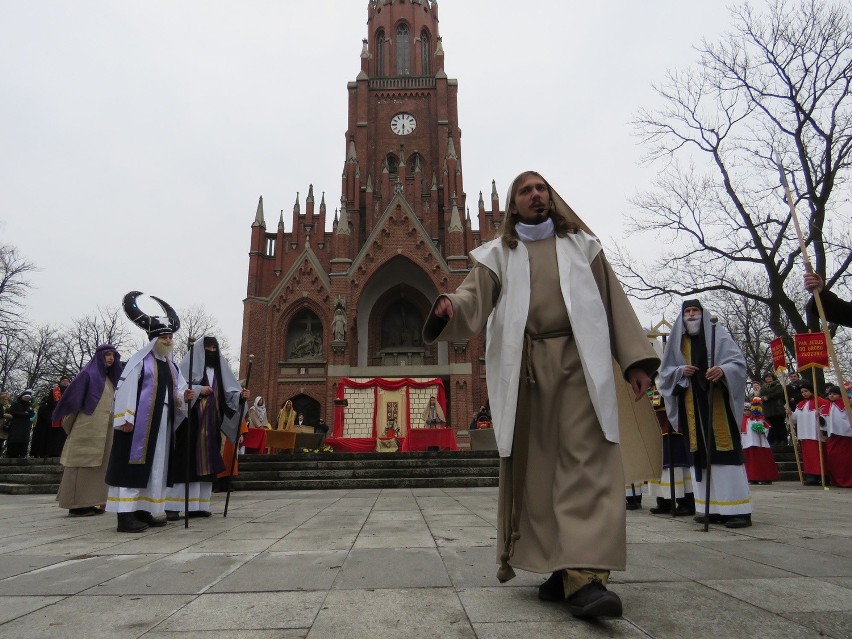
[793,332,829,371]
[770,337,786,374]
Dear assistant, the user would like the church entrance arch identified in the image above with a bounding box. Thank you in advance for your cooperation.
[355,256,438,367]
[285,394,321,428]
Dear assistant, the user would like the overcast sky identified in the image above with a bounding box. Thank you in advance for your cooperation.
[0,0,735,357]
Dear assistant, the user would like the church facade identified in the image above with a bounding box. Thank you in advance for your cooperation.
[241,0,507,437]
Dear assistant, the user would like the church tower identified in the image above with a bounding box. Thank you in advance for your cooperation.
[242,0,502,438]
[339,0,466,267]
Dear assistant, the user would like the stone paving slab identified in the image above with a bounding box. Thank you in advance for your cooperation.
[209,550,347,593]
[0,484,848,638]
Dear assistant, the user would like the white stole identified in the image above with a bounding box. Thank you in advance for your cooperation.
[471,231,618,457]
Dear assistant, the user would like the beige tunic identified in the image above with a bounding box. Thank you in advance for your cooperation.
[426,236,659,577]
[56,380,115,509]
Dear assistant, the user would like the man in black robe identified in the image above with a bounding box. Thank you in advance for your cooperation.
[32,376,70,458]
[165,336,247,519]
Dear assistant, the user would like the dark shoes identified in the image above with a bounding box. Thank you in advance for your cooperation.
[566,580,623,618]
[165,510,212,520]
[538,571,564,601]
[69,507,103,517]
[116,512,148,533]
[650,504,693,516]
[539,573,622,618]
[695,514,753,528]
[724,515,752,529]
[693,514,723,525]
[650,497,695,517]
[134,511,168,527]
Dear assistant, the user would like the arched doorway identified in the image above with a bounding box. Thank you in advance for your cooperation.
[287,393,322,428]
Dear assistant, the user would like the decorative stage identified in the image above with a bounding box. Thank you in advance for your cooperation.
[326,377,458,453]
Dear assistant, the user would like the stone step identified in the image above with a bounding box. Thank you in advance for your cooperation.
[237,459,500,472]
[0,473,62,484]
[232,477,500,490]
[242,466,499,481]
[0,482,60,495]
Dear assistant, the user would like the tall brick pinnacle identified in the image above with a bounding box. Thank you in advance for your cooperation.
[252,195,265,228]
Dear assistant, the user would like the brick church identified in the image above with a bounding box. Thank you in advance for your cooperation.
[240,0,507,445]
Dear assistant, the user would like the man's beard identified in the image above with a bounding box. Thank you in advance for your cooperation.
[154,340,173,358]
[684,318,702,336]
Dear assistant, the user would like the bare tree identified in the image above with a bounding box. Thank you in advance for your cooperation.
[59,306,136,372]
[171,305,232,365]
[18,325,65,397]
[0,243,36,334]
[614,0,852,350]
[0,330,27,393]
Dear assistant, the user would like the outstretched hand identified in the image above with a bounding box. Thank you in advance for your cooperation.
[434,296,454,319]
[626,368,653,401]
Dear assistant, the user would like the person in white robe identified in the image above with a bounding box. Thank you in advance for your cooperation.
[658,300,752,528]
[105,291,193,533]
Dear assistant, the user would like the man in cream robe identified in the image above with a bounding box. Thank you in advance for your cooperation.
[424,171,659,618]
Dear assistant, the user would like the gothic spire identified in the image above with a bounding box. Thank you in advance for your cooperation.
[252,195,265,227]
[448,195,463,232]
[446,133,457,160]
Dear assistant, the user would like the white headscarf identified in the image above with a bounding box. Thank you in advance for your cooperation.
[252,396,268,426]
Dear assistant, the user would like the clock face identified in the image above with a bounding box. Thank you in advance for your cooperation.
[390,112,416,135]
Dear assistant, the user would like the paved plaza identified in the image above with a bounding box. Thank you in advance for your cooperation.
[0,483,849,638]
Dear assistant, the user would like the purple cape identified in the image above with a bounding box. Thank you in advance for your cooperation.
[53,344,122,421]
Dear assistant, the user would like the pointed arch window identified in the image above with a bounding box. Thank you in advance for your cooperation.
[420,29,431,75]
[396,23,410,76]
[376,29,386,76]
[286,310,324,361]
[407,153,423,175]
[386,153,400,177]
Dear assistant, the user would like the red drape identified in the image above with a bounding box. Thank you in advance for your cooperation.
[333,378,446,438]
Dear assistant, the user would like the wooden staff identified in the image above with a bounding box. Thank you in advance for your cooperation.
[185,336,196,529]
[810,366,828,490]
[224,354,253,518]
[700,317,719,532]
[775,157,852,428]
[778,371,804,484]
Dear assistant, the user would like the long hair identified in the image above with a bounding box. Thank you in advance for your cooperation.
[498,171,579,249]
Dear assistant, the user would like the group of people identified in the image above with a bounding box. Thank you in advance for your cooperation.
[790,381,852,487]
[2,292,250,532]
[0,377,72,460]
[0,169,848,619]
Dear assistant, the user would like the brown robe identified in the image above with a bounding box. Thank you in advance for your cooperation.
[56,380,115,509]
[425,236,659,578]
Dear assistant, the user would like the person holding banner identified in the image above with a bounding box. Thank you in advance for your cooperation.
[658,300,753,529]
[804,273,852,327]
[791,384,830,486]
[824,385,852,487]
